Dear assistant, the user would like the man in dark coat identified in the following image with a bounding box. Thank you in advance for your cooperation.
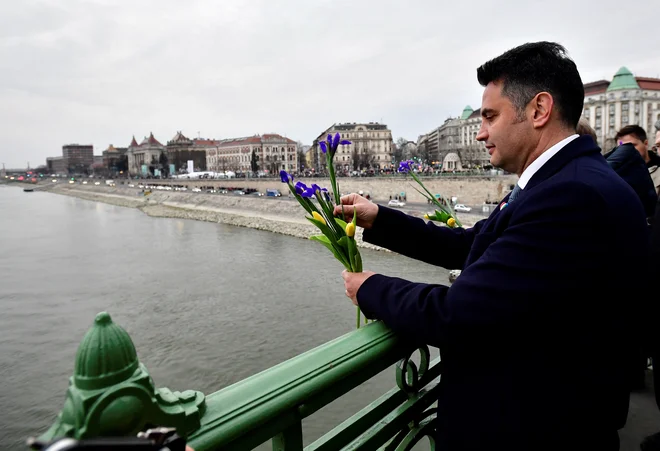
[603,141,657,218]
[337,42,648,451]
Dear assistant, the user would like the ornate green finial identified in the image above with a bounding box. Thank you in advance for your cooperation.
[37,312,206,442]
[74,312,139,390]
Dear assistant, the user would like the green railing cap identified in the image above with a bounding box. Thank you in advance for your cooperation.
[74,312,139,390]
[37,312,206,442]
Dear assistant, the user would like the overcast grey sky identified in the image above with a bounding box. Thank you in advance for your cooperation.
[0,0,657,168]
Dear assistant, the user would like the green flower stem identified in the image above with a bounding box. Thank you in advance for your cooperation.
[408,172,463,227]
[288,184,312,215]
[316,192,342,239]
[326,153,344,220]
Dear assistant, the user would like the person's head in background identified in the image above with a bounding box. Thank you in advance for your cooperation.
[615,125,649,162]
[576,117,598,143]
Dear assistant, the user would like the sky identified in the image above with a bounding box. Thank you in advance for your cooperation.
[1,0,658,169]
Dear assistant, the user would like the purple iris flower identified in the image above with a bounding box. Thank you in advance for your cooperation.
[295,181,307,195]
[321,132,351,156]
[280,170,293,183]
[301,187,316,198]
[398,160,413,173]
[295,181,316,198]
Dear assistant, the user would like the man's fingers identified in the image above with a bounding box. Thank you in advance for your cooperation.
[335,204,355,217]
[341,269,349,280]
[340,193,361,205]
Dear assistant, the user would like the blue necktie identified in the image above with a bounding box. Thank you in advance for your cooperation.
[509,184,522,203]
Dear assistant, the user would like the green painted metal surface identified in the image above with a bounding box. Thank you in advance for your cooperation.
[37,312,206,441]
[36,313,441,450]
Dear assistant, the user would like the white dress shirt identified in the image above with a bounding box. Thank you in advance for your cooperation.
[517,134,579,189]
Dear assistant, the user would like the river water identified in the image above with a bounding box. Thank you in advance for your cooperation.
[0,185,448,450]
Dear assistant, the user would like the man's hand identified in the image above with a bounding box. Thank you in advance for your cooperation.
[333,193,379,229]
[342,270,376,305]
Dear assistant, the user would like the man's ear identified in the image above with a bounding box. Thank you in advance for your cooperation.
[530,92,553,129]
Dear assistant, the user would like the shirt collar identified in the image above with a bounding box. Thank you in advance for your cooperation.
[517,134,579,189]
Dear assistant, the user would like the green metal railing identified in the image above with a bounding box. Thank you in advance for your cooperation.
[35,312,441,450]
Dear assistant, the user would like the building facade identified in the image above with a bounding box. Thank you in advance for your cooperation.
[62,144,93,174]
[582,67,660,150]
[101,145,127,173]
[311,123,394,173]
[166,132,215,173]
[418,106,488,171]
[205,134,298,175]
[126,133,166,177]
[46,156,67,175]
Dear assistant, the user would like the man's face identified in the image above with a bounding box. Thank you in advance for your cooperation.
[618,134,648,158]
[476,81,534,175]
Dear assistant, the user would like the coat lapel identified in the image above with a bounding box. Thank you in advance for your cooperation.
[524,135,602,192]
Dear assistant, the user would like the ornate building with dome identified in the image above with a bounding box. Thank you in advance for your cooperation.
[582,67,660,151]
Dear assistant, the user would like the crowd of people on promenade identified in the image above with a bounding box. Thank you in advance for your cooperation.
[335,41,660,450]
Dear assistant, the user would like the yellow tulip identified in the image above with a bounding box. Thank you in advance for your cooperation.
[423,213,429,220]
[312,211,326,225]
[346,222,355,237]
[447,217,456,228]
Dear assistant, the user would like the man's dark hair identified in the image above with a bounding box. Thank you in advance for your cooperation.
[615,125,647,143]
[476,41,584,129]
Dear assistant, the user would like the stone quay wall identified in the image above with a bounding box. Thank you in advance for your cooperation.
[40,183,483,253]
[139,175,518,205]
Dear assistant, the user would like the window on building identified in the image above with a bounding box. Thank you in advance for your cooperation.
[622,91,628,99]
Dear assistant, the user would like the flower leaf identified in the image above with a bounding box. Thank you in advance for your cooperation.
[337,236,350,250]
[347,236,359,273]
[310,235,351,270]
[353,246,363,272]
[307,217,350,268]
[334,218,348,230]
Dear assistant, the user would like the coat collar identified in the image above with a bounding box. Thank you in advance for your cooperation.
[524,135,602,192]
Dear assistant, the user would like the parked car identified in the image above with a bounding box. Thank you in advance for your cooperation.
[388,199,406,208]
[454,204,471,212]
[251,191,265,196]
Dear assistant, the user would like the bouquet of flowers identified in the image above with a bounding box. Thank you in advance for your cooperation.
[397,160,462,228]
[280,133,368,328]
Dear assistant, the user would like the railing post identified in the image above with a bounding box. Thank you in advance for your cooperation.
[271,421,303,451]
[35,312,206,442]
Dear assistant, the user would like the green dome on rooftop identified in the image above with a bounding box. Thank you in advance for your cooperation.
[607,66,640,92]
[460,105,474,120]
[74,312,139,390]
